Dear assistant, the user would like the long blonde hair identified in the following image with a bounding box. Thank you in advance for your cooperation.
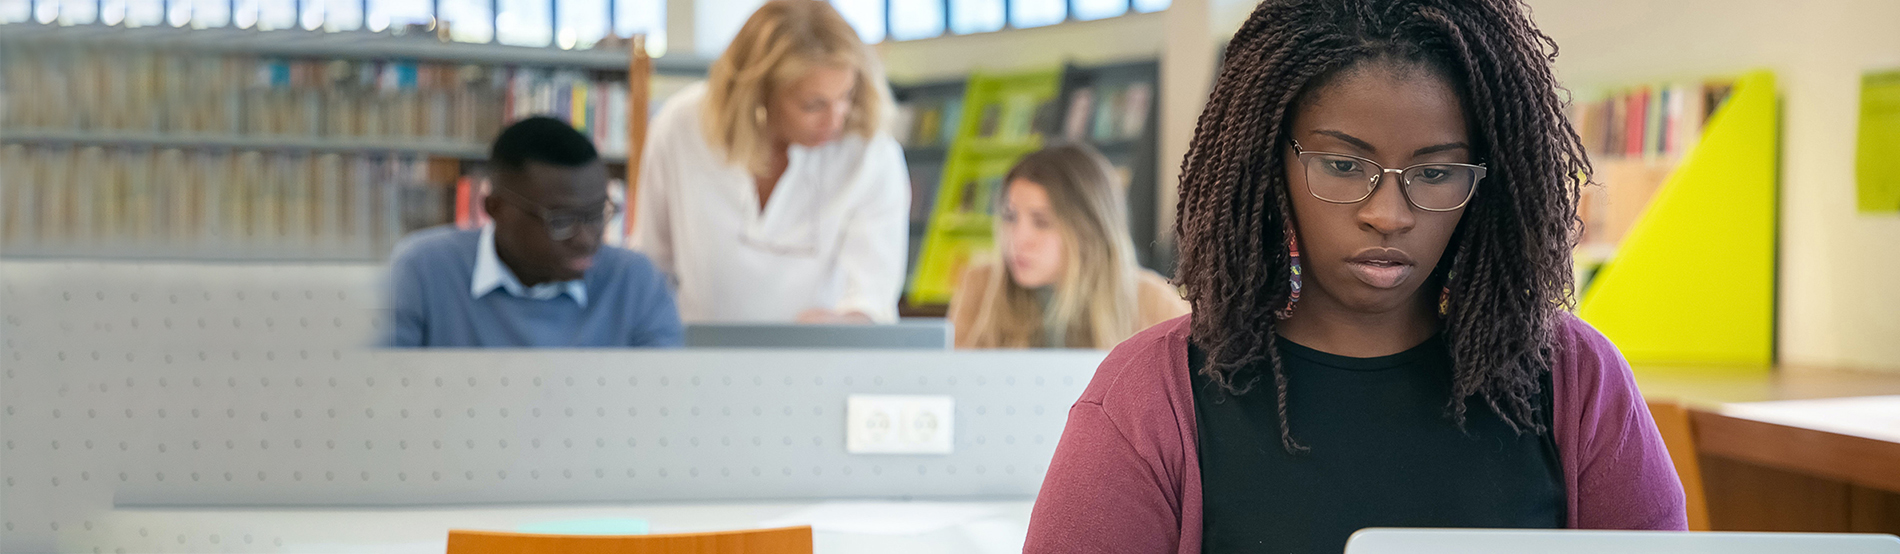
[965,144,1142,349]
[702,0,892,175]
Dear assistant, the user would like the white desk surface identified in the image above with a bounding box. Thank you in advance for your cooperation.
[89,499,1035,554]
[1719,395,1900,443]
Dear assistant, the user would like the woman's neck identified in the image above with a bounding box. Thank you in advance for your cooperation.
[753,140,792,212]
[1274,288,1439,358]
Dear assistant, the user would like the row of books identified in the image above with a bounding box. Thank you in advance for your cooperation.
[1059,81,1153,144]
[894,81,1154,151]
[0,144,442,259]
[0,42,641,154]
[892,98,965,149]
[1570,80,1734,160]
[975,94,1060,144]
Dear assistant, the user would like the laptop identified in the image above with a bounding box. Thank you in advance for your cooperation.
[684,320,953,349]
[1344,528,1900,554]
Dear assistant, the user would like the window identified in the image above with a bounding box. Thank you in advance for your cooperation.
[888,0,943,41]
[614,0,667,57]
[830,0,885,44]
[190,0,230,28]
[1073,0,1128,21]
[233,0,258,28]
[319,0,363,31]
[124,0,161,26]
[165,0,187,26]
[440,0,494,42]
[100,0,123,25]
[948,0,1002,35]
[694,0,765,57]
[257,0,296,31]
[59,0,99,24]
[1,0,28,24]
[557,0,610,49]
[367,0,431,32]
[1008,0,1064,29]
[496,0,553,46]
[297,0,321,29]
[1132,0,1171,13]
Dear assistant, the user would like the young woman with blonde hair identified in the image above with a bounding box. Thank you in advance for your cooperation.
[633,0,909,324]
[949,143,1188,349]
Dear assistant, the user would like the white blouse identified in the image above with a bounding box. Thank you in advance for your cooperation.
[631,83,911,323]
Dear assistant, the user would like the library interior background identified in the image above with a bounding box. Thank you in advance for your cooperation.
[2,0,1900,552]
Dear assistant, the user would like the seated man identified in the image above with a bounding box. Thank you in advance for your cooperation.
[383,117,683,347]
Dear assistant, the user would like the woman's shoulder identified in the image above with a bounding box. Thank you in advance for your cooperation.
[1547,310,1642,406]
[650,82,709,139]
[1133,269,1174,291]
[947,262,999,346]
[1132,269,1191,327]
[959,261,1001,286]
[1549,311,1626,375]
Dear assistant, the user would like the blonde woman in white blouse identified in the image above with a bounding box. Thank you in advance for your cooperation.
[632,0,909,324]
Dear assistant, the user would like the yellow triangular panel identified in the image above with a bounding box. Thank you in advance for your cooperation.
[1578,71,1778,366]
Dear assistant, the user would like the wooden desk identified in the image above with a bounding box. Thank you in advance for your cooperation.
[1634,365,1900,534]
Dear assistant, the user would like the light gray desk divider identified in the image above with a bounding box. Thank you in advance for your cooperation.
[685,321,954,349]
[0,261,1107,553]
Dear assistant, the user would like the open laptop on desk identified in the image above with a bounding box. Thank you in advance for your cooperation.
[1345,528,1900,554]
[684,319,953,349]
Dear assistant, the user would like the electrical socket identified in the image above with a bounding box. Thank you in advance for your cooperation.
[845,394,954,455]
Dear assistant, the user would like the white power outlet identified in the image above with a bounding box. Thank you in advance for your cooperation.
[845,395,954,455]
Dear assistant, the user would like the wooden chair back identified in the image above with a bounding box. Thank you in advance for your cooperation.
[1648,398,1711,530]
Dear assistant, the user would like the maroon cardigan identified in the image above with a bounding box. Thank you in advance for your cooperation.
[1024,314,1688,553]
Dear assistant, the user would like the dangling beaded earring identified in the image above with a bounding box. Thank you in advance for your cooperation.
[1438,241,1466,317]
[1276,226,1302,320]
[1437,276,1453,317]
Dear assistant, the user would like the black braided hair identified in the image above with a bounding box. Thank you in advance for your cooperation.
[1174,0,1588,453]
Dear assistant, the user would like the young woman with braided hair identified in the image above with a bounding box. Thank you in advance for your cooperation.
[1025,0,1687,552]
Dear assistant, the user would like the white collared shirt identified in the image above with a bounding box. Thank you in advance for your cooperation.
[472,224,588,307]
[632,83,910,323]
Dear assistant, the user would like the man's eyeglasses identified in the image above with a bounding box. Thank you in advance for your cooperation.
[489,185,620,241]
[1290,140,1486,212]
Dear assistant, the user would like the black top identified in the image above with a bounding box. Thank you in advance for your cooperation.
[1190,335,1563,554]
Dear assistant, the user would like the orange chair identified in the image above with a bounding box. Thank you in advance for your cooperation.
[1647,398,1711,530]
[447,526,813,554]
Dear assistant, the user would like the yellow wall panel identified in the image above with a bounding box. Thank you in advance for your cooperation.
[1579,71,1779,366]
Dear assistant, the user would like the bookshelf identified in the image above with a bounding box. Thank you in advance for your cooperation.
[1,129,499,160]
[892,59,1164,314]
[0,25,711,74]
[1575,71,1779,366]
[904,68,1062,308]
[1571,78,1737,288]
[890,78,969,288]
[0,25,706,262]
[1052,60,1162,272]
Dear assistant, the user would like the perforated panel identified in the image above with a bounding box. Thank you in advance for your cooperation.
[0,262,1105,553]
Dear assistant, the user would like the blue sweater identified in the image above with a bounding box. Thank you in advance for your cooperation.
[383,227,684,348]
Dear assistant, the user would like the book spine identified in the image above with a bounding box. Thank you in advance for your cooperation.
[454,176,473,229]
